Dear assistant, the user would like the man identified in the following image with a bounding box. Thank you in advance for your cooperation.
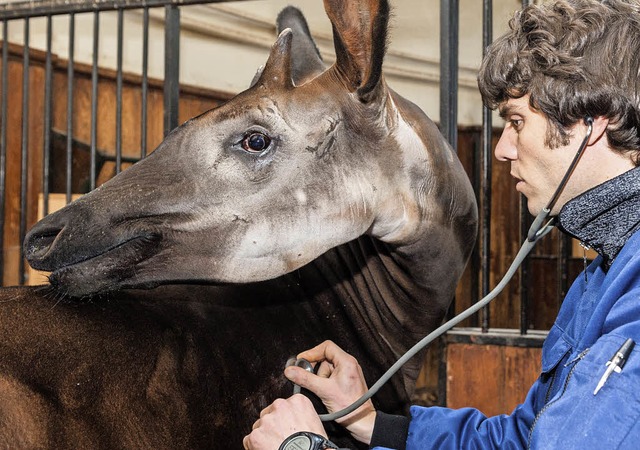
[243,0,640,448]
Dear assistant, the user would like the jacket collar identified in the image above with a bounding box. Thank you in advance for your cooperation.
[556,165,640,270]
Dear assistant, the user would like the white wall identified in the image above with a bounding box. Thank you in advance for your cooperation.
[4,0,523,125]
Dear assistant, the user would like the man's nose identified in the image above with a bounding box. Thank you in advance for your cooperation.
[494,128,517,162]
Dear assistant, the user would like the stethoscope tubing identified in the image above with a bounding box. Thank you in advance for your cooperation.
[319,117,594,422]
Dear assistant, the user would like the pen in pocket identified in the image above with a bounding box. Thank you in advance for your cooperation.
[593,338,635,395]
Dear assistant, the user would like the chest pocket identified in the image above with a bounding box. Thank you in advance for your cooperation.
[538,325,573,405]
[572,336,639,397]
[531,336,640,450]
[541,326,573,373]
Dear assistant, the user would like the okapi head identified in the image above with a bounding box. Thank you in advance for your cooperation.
[24,0,477,299]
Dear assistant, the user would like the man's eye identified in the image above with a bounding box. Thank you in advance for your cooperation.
[510,119,523,130]
[242,132,271,153]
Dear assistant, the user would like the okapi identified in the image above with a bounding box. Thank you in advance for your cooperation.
[0,0,477,448]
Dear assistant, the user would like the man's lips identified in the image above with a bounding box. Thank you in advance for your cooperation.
[511,173,525,192]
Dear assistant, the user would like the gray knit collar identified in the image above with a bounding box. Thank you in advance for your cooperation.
[556,165,640,270]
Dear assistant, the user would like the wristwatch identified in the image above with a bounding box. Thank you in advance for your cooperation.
[278,431,339,450]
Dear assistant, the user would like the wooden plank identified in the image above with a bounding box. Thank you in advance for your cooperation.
[50,52,228,180]
[413,340,442,406]
[446,342,541,416]
[1,45,45,286]
[503,345,541,411]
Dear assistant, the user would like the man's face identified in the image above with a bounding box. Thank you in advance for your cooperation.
[495,95,593,216]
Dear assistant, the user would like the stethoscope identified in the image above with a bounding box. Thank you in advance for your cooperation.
[288,117,595,422]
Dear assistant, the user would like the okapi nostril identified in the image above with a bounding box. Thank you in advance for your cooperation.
[25,230,61,261]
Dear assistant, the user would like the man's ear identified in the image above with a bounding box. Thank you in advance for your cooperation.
[587,116,610,146]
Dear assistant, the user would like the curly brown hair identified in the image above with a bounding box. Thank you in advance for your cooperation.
[478,0,640,164]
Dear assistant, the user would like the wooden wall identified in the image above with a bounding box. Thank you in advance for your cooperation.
[0,43,46,287]
[446,340,542,416]
[0,42,231,285]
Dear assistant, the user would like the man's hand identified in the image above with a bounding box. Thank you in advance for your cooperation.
[243,394,327,450]
[285,340,377,444]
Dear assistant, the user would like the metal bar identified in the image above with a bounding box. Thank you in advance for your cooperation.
[438,0,459,409]
[480,0,492,332]
[439,0,458,150]
[42,15,53,217]
[66,13,75,204]
[141,6,149,158]
[90,11,99,191]
[99,153,140,164]
[436,337,447,407]
[519,198,531,334]
[447,327,547,348]
[0,21,8,285]
[19,18,30,285]
[468,134,480,328]
[163,4,180,137]
[115,7,123,174]
[557,233,570,306]
[518,0,533,335]
[0,0,249,20]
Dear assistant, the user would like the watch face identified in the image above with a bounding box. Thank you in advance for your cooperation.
[281,435,311,450]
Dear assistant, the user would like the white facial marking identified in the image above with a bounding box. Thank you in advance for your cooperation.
[294,189,307,205]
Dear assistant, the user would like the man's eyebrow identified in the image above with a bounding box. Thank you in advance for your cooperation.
[498,105,512,119]
[498,104,523,119]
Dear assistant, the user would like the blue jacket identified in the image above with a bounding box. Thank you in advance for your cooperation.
[368,166,640,450]
[371,228,640,450]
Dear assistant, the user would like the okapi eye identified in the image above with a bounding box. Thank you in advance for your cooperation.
[242,132,271,153]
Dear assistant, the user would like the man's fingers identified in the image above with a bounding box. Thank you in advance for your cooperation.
[259,404,272,418]
[296,340,333,362]
[285,365,330,394]
[316,360,334,378]
[297,340,353,366]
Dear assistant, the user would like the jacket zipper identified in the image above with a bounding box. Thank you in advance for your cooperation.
[527,348,590,450]
[542,369,557,405]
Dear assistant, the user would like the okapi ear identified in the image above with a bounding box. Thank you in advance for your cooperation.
[324,0,390,102]
[276,6,326,86]
[256,28,294,89]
